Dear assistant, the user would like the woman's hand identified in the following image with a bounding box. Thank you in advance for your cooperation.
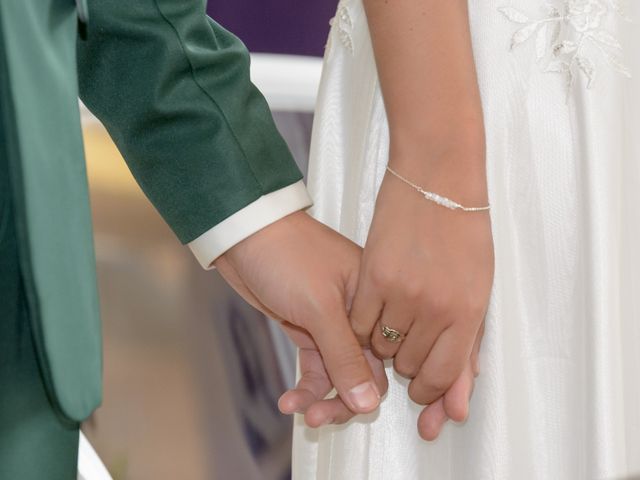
[357,0,492,435]
[280,320,485,439]
[279,178,492,440]
[350,149,494,408]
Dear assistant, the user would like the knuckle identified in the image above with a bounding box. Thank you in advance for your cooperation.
[393,357,418,379]
[369,266,395,290]
[351,323,375,347]
[351,316,374,337]
[408,382,428,405]
[300,369,325,386]
[354,331,373,348]
[332,343,366,371]
[409,373,450,405]
[371,339,395,360]
[453,287,489,318]
[423,291,454,317]
[464,297,488,319]
[403,281,424,302]
[428,373,453,393]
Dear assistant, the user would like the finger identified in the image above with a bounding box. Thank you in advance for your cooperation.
[306,353,388,427]
[278,349,333,415]
[279,387,326,416]
[417,397,448,442]
[349,279,384,346]
[307,309,381,414]
[443,361,475,423]
[370,305,414,360]
[470,322,485,377]
[366,347,390,397]
[305,397,357,427]
[289,348,389,426]
[408,325,474,405]
[393,319,443,379]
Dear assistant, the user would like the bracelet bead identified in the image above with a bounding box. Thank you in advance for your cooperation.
[386,166,490,212]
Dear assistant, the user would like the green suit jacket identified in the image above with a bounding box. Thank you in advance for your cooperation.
[0,0,302,422]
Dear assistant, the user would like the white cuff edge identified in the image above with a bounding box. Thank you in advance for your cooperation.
[188,180,313,270]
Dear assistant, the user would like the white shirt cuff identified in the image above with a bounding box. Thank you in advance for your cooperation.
[188,180,312,269]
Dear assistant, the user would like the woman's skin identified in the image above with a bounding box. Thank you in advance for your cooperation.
[351,0,494,436]
[251,0,494,440]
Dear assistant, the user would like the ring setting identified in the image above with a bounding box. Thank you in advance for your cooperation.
[381,324,405,343]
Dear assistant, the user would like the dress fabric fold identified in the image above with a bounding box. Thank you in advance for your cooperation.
[294,0,640,478]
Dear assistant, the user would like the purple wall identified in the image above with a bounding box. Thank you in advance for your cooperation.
[207,0,338,57]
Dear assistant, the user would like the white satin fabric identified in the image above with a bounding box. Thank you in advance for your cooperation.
[294,0,640,478]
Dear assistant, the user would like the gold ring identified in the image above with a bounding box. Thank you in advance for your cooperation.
[381,324,405,343]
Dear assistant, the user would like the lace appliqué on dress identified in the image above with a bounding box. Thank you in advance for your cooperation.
[327,5,355,55]
[499,0,632,91]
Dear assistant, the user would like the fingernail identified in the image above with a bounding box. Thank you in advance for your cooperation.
[347,382,380,411]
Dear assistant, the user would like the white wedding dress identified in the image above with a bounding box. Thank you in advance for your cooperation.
[294,0,640,478]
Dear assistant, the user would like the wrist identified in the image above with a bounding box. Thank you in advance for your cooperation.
[389,116,485,168]
[213,210,308,268]
[388,136,487,188]
[385,129,488,207]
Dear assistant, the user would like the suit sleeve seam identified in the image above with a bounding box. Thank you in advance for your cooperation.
[151,0,265,193]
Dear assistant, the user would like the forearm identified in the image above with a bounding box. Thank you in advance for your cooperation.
[363,0,484,168]
[78,0,304,247]
[356,4,493,429]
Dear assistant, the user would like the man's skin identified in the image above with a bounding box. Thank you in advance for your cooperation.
[214,211,384,414]
[215,211,482,438]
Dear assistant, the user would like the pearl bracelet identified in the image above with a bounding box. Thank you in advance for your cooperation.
[386,166,491,212]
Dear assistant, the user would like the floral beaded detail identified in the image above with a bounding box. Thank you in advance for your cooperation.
[499,0,632,91]
[328,5,355,54]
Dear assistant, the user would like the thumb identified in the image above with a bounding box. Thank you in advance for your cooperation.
[306,308,381,414]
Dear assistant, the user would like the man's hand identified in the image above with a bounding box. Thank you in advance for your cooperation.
[214,211,386,416]
[280,320,485,439]
[278,342,387,427]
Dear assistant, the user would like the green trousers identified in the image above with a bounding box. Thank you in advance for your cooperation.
[0,153,79,478]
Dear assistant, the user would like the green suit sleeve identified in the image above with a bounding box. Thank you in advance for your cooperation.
[77,0,303,243]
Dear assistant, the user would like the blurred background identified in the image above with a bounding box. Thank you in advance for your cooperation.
[80,1,338,479]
